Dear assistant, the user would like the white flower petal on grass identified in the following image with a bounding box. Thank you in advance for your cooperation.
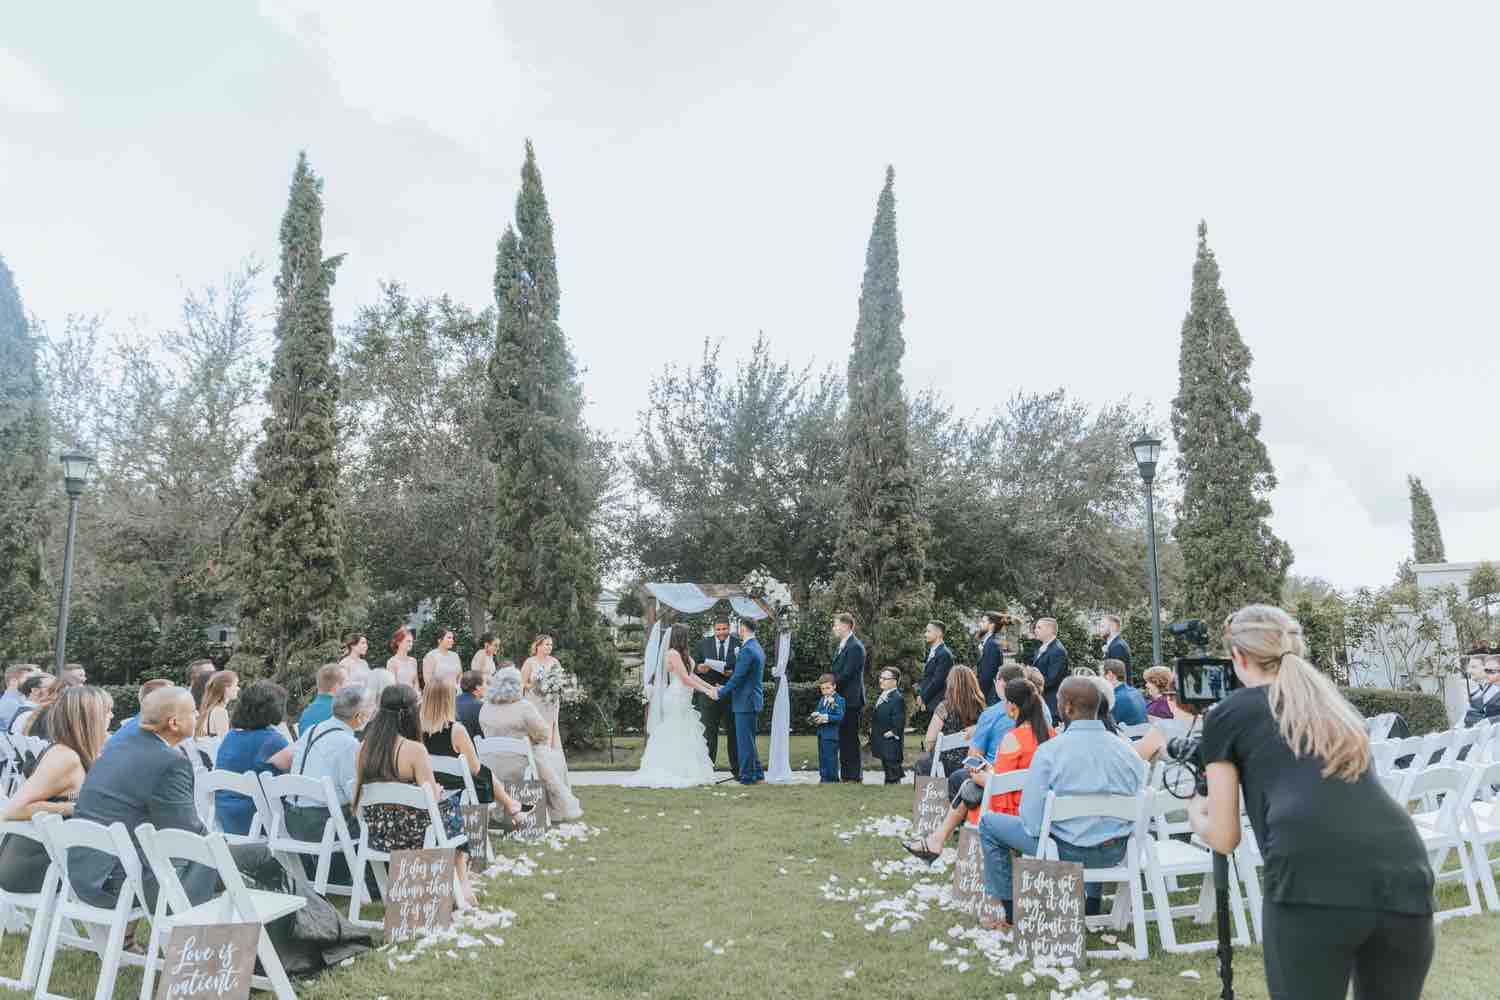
[712,947,725,956]
[1180,969,1202,979]
[542,892,557,901]
[484,934,505,947]
[704,940,715,950]
[821,931,834,940]
[1115,978,1133,989]
[778,867,788,875]
[843,970,856,979]
[928,940,949,952]
[956,961,970,973]
[656,811,666,817]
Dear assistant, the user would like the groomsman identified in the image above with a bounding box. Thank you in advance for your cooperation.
[830,612,866,783]
[1097,614,1132,683]
[1032,617,1070,719]
[975,612,1006,707]
[915,621,953,718]
[694,619,740,779]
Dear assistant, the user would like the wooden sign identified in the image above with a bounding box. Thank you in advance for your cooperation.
[951,826,1008,925]
[911,775,948,843]
[155,922,259,1000]
[1013,857,1087,966]
[504,779,550,838]
[461,803,491,863]
[383,847,456,943]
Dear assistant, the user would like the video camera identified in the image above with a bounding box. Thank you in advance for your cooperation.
[1161,619,1238,799]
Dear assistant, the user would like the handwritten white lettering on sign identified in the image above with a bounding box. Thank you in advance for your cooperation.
[911,776,948,842]
[1013,857,1086,967]
[462,803,491,863]
[950,827,1008,925]
[504,779,549,838]
[156,923,259,1000]
[383,847,457,943]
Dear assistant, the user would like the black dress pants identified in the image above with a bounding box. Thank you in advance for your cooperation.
[695,691,738,777]
[1262,901,1434,1000]
[838,707,862,781]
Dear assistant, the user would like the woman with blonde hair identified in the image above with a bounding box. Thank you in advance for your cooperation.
[1189,605,1433,1000]
[0,686,114,891]
[521,633,563,750]
[195,670,239,738]
[417,680,527,819]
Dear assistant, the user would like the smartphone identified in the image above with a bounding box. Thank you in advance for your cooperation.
[961,754,987,771]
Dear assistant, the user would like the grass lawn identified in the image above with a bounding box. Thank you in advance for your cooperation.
[4,785,1497,999]
[571,732,929,772]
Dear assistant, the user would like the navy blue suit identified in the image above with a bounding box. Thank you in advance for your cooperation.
[918,643,953,709]
[976,633,1004,707]
[1034,640,1070,719]
[814,693,846,782]
[1105,634,1133,683]
[718,636,765,783]
[831,634,866,781]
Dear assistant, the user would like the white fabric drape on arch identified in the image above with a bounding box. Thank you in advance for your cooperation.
[641,621,671,732]
[765,629,794,783]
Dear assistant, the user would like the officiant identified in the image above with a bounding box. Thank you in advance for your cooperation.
[695,619,741,779]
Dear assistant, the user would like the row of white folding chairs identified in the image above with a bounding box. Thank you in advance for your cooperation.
[0,735,51,797]
[1373,722,1500,776]
[0,813,305,1000]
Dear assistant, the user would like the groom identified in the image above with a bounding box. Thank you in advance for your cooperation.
[716,619,766,785]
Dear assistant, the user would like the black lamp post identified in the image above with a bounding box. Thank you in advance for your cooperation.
[54,450,95,677]
[1130,437,1164,666]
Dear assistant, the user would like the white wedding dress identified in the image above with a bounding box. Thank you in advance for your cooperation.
[626,665,717,789]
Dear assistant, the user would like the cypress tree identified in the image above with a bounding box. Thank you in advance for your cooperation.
[238,153,346,678]
[833,167,929,672]
[1171,221,1292,631]
[487,142,615,692]
[1407,475,1446,564]
[0,255,51,662]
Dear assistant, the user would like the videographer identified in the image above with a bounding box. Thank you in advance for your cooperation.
[1188,605,1434,1000]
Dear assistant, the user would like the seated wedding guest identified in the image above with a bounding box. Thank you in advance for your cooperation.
[1105,660,1148,726]
[0,664,41,731]
[215,680,294,835]
[354,684,476,908]
[812,674,846,784]
[903,677,1055,862]
[299,663,348,734]
[419,679,527,817]
[16,674,66,738]
[285,685,371,883]
[1465,655,1500,726]
[478,666,583,822]
[457,670,486,735]
[187,658,217,708]
[1023,666,1055,726]
[914,665,985,778]
[339,633,370,683]
[7,673,51,735]
[195,670,239,739]
[0,686,114,893]
[871,668,907,785]
[1143,665,1177,720]
[977,676,1144,929]
[104,678,174,750]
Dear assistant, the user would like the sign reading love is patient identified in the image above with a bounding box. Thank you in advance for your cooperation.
[155,922,259,1000]
[911,776,948,843]
[384,847,456,943]
[1013,857,1087,966]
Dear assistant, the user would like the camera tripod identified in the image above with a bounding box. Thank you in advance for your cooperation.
[1211,850,1235,1000]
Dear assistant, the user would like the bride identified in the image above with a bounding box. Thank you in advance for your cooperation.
[627,623,721,788]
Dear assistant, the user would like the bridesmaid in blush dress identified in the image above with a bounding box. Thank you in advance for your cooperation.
[521,634,563,750]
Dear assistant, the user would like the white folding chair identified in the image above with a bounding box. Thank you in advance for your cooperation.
[429,755,480,805]
[191,736,222,767]
[1033,791,1150,960]
[1449,726,1484,763]
[475,736,539,779]
[1140,788,1250,953]
[1400,764,1482,922]
[259,772,360,896]
[349,781,468,928]
[135,823,305,1000]
[31,814,154,1000]
[929,730,970,777]
[0,820,74,992]
[1458,758,1500,911]
[1370,739,1397,775]
[1365,712,1400,741]
[969,769,1027,822]
[193,769,271,845]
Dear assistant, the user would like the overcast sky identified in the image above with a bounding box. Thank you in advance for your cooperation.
[4,2,1497,591]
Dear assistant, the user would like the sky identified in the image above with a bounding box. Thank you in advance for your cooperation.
[3,1,1497,592]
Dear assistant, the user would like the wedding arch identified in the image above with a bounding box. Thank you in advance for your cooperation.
[636,582,795,783]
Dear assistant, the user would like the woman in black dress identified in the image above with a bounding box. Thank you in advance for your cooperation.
[1190,604,1435,1000]
[418,680,526,819]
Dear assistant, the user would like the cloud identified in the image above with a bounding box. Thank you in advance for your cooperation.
[256,0,533,154]
[0,48,62,112]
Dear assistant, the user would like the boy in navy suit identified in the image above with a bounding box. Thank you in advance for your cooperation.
[870,668,906,784]
[812,673,846,783]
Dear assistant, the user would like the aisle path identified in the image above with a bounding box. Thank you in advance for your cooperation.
[570,769,896,786]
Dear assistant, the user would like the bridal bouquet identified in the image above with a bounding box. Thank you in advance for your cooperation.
[537,662,569,704]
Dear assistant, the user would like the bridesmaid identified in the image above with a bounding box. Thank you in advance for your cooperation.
[521,633,562,750]
[339,633,370,683]
[387,627,419,689]
[422,630,462,690]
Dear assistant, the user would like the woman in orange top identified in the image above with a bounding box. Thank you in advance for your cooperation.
[904,678,1055,862]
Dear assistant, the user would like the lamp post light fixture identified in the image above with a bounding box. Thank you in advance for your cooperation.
[1130,436,1165,667]
[54,450,96,677]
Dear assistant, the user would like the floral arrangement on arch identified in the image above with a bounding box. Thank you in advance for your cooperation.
[740,568,795,625]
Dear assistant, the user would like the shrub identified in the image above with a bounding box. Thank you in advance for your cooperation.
[1339,687,1450,735]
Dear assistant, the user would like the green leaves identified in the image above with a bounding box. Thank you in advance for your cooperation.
[1407,475,1446,564]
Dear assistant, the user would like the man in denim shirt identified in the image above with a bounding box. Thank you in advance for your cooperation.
[979,676,1144,927]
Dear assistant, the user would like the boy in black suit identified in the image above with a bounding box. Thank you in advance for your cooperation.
[870,668,906,784]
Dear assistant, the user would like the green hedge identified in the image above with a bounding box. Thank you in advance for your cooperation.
[1339,687,1450,735]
